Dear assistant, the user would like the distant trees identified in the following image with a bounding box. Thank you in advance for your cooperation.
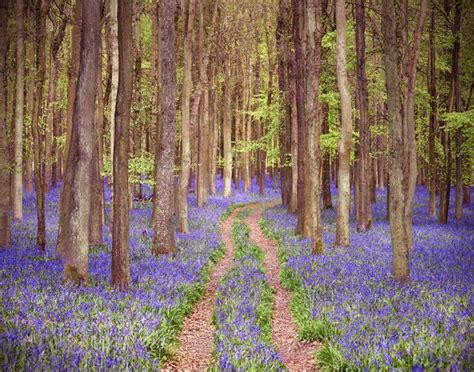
[0,0,471,288]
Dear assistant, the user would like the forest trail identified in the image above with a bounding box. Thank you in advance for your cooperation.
[162,208,239,371]
[245,202,319,371]
[164,202,318,371]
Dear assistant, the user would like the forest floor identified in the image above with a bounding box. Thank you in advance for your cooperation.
[1,180,472,370]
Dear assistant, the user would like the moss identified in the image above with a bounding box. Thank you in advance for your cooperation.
[63,265,88,286]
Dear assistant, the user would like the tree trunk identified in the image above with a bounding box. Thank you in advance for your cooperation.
[177,0,195,233]
[292,0,306,235]
[355,0,372,232]
[335,0,352,247]
[321,103,332,209]
[12,0,24,220]
[63,0,100,285]
[153,0,177,255]
[305,0,324,254]
[109,0,119,190]
[0,0,11,247]
[111,0,133,289]
[223,58,233,197]
[277,0,291,206]
[31,0,50,251]
[57,0,82,257]
[453,0,463,220]
[428,9,437,217]
[382,0,409,282]
[89,41,104,247]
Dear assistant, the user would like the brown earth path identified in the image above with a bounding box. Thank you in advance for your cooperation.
[245,202,319,371]
[162,208,239,371]
[163,202,318,371]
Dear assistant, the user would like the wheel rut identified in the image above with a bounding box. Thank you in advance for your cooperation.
[245,202,319,371]
[162,208,239,371]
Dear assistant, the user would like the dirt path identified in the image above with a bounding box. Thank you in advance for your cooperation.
[162,209,239,371]
[245,202,319,372]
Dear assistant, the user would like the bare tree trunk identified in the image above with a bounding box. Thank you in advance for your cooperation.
[89,40,104,246]
[276,0,291,206]
[292,0,306,235]
[402,0,427,251]
[355,0,372,231]
[382,0,409,282]
[223,58,233,197]
[335,0,352,247]
[209,62,218,194]
[63,0,100,285]
[177,0,195,233]
[153,0,177,255]
[0,0,11,247]
[321,103,332,209]
[12,0,24,220]
[305,0,324,253]
[57,0,82,257]
[428,9,437,217]
[453,0,463,220]
[109,0,119,190]
[31,0,50,251]
[111,0,133,289]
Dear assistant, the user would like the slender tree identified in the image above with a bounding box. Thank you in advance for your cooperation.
[305,0,324,253]
[335,0,352,247]
[355,0,372,231]
[177,0,195,233]
[12,0,24,220]
[63,0,100,284]
[0,0,11,247]
[112,0,133,289]
[153,0,177,255]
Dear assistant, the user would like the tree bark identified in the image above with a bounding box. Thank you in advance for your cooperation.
[12,0,24,220]
[305,0,324,254]
[382,0,409,282]
[428,8,437,217]
[322,103,332,209]
[153,0,177,255]
[111,0,133,289]
[355,0,372,231]
[223,58,233,197]
[0,0,11,247]
[335,0,352,247]
[63,0,100,285]
[31,0,50,251]
[57,0,82,257]
[177,0,195,233]
[292,0,306,235]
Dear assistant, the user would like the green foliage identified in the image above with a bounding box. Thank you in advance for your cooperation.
[102,152,155,186]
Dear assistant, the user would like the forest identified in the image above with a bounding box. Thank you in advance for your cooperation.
[0,0,473,370]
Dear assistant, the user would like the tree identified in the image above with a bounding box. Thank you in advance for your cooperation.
[153,0,177,255]
[112,0,133,289]
[57,0,82,258]
[31,0,50,251]
[12,0,24,220]
[177,0,195,234]
[63,0,100,284]
[0,0,11,248]
[355,0,372,232]
[223,57,233,198]
[305,0,324,254]
[335,0,352,247]
[382,0,428,282]
[428,8,437,217]
[292,0,306,236]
